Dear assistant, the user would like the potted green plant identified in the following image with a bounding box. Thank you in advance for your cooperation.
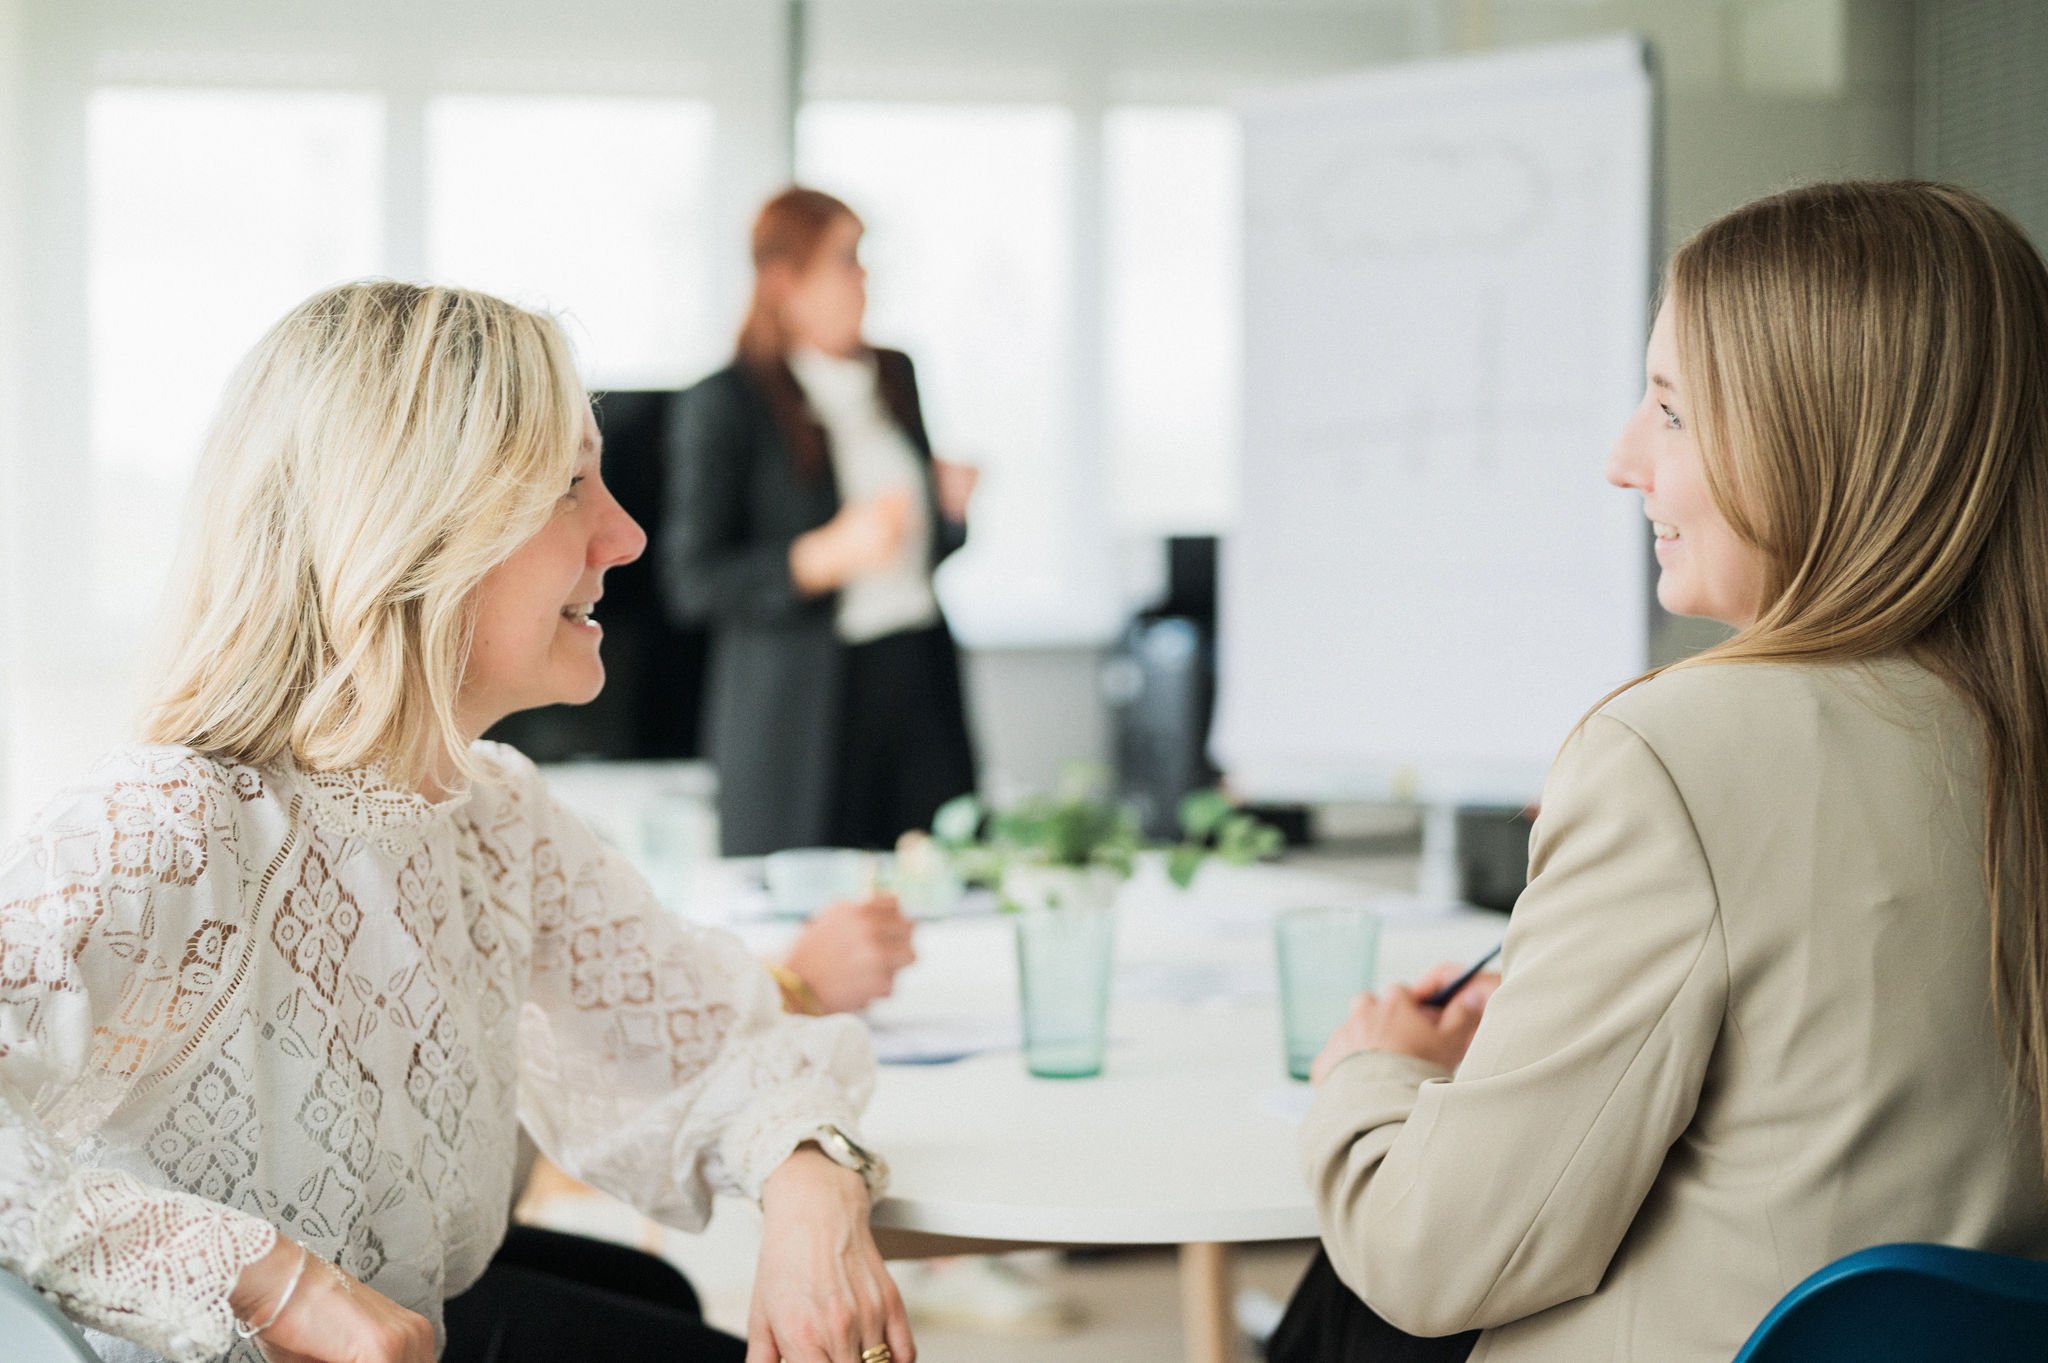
[926,765,1283,912]
[919,767,1283,1078]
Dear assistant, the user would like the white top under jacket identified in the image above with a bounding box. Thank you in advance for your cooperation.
[0,740,878,1361]
[788,345,942,645]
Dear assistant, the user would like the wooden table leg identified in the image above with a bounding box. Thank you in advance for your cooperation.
[1180,1241,1238,1363]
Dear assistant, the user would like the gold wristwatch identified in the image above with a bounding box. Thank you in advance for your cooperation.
[811,1123,888,1194]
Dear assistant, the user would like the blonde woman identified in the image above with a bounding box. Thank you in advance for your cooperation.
[1274,181,2048,1363]
[0,283,913,1363]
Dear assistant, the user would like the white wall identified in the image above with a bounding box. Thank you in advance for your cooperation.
[962,644,1113,804]
[805,0,1416,100]
[1466,0,1917,252]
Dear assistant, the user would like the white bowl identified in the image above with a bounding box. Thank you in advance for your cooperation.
[763,847,877,919]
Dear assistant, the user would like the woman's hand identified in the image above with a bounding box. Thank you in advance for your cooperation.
[1309,960,1502,1084]
[749,1147,915,1363]
[931,458,979,524]
[790,490,913,594]
[785,894,917,1014]
[230,1237,434,1363]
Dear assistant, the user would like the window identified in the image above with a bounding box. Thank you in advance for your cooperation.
[1104,107,1242,535]
[426,96,718,389]
[87,88,383,617]
[798,101,1123,645]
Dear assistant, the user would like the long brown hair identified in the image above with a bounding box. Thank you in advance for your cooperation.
[737,185,861,366]
[735,186,862,477]
[1628,181,2048,1174]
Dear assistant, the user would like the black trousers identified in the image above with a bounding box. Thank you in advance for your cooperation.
[829,622,978,850]
[442,1226,746,1363]
[1267,1249,1480,1363]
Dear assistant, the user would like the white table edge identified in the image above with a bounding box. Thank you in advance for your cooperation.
[870,1196,1321,1247]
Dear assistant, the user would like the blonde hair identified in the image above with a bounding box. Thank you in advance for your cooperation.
[1618,182,2048,1174]
[142,281,586,793]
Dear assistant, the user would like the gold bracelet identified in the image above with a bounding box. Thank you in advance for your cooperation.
[768,963,823,1016]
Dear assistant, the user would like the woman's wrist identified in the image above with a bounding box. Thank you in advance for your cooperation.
[227,1235,304,1333]
[762,1145,870,1216]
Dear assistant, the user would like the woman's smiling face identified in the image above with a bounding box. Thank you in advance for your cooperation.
[1605,300,1767,628]
[459,403,647,737]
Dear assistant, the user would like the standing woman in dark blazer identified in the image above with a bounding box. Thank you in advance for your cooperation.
[664,187,979,856]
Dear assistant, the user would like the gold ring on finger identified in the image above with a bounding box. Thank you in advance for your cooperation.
[861,1348,893,1363]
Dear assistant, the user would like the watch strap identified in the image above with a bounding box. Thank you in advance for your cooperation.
[812,1123,890,1197]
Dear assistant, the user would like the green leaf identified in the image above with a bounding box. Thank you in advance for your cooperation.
[1178,788,1234,841]
[1166,844,1206,889]
[928,766,1279,896]
[1092,843,1137,879]
[1214,814,1284,864]
[949,845,1004,887]
[932,794,985,847]
[1054,759,1113,803]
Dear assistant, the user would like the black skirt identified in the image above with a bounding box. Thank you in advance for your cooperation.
[1267,1249,1481,1363]
[828,621,978,850]
[442,1226,745,1363]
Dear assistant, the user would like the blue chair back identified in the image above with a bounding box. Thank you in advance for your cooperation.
[1734,1242,2048,1363]
[0,1269,98,1362]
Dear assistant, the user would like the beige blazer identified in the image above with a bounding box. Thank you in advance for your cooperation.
[1302,656,2048,1362]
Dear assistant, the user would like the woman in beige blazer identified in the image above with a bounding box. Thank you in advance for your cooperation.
[1274,181,2048,1363]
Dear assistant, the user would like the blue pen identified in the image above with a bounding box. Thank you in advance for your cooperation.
[1419,942,1502,1008]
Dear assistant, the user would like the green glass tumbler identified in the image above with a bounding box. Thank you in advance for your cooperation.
[1275,906,1382,1081]
[1014,903,1117,1078]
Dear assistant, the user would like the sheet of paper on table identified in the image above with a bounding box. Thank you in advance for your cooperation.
[866,1014,1021,1065]
[1114,960,1276,1007]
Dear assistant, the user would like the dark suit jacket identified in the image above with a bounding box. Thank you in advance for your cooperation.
[660,349,966,854]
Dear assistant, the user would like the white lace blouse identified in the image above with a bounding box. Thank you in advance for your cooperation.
[0,741,878,1361]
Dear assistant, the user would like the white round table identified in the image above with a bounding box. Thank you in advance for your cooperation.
[864,937,1324,1247]
[849,859,1505,1363]
[541,772,1511,1358]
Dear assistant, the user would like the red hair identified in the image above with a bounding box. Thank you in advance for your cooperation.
[736,186,861,366]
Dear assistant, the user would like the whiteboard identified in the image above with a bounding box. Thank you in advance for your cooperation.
[1212,35,1655,805]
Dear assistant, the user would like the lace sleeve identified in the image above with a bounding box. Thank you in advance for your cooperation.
[0,752,281,1360]
[500,760,879,1231]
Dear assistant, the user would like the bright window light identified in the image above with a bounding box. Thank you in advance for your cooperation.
[1104,107,1242,535]
[88,88,384,617]
[798,101,1118,646]
[426,96,718,389]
